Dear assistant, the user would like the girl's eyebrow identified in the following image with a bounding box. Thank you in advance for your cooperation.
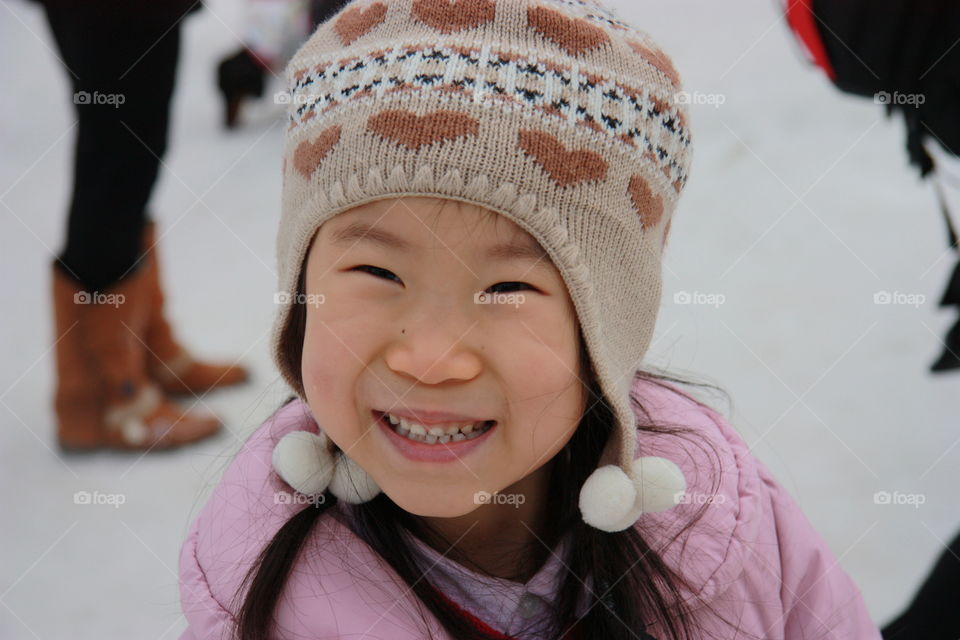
[329,221,551,269]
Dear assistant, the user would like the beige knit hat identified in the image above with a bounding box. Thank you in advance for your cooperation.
[270,0,692,532]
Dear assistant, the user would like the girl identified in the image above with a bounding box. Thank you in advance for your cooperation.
[179,0,882,638]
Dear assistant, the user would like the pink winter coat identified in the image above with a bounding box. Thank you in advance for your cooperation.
[178,377,882,639]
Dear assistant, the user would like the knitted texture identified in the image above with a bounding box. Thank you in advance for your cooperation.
[272,0,693,501]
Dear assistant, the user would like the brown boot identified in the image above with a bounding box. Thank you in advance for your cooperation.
[140,220,249,395]
[51,260,222,451]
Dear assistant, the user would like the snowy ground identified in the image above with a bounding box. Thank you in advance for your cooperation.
[2,0,959,637]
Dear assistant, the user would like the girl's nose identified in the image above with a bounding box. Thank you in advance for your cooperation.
[383,318,484,385]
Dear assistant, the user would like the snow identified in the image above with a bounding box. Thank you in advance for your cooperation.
[2,0,958,636]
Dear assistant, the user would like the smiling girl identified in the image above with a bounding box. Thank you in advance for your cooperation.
[178,1,881,638]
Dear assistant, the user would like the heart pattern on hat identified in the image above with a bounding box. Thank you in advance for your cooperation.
[527,6,610,56]
[628,174,664,230]
[519,129,608,187]
[411,0,497,34]
[334,2,388,46]
[368,109,480,150]
[628,41,681,87]
[293,126,343,178]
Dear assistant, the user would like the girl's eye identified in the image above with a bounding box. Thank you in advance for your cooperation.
[350,266,536,293]
[351,265,401,283]
[487,282,534,294]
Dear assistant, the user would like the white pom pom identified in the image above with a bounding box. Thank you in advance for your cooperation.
[632,456,686,513]
[272,431,336,496]
[579,465,638,532]
[579,458,688,532]
[329,453,380,504]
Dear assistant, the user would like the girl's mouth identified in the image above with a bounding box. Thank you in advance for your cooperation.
[375,410,495,443]
[373,410,497,463]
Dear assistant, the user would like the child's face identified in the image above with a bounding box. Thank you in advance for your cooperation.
[301,196,586,518]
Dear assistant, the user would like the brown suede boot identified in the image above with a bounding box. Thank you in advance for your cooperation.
[140,220,249,395]
[52,260,222,451]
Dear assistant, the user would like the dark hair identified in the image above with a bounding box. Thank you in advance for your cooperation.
[234,211,746,640]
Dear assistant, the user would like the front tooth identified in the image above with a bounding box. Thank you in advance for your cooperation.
[401,418,426,435]
[389,413,486,440]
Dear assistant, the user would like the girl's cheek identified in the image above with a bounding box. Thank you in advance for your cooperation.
[301,348,336,397]
[306,280,386,332]
[321,274,420,323]
[302,301,366,391]
[490,305,578,356]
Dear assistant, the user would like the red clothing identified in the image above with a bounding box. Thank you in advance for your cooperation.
[427,583,590,640]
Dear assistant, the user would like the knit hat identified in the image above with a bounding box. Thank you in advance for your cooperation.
[270,0,692,532]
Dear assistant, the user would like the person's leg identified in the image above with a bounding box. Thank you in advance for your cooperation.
[882,527,960,638]
[45,6,181,292]
[46,5,229,451]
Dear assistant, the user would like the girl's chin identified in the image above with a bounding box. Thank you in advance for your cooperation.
[387,490,484,519]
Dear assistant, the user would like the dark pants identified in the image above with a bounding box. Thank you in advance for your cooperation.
[45,5,187,292]
[310,0,351,27]
[882,527,960,639]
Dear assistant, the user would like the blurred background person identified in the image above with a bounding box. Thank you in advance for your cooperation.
[216,0,349,128]
[785,0,960,636]
[30,0,250,451]
[785,0,960,373]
